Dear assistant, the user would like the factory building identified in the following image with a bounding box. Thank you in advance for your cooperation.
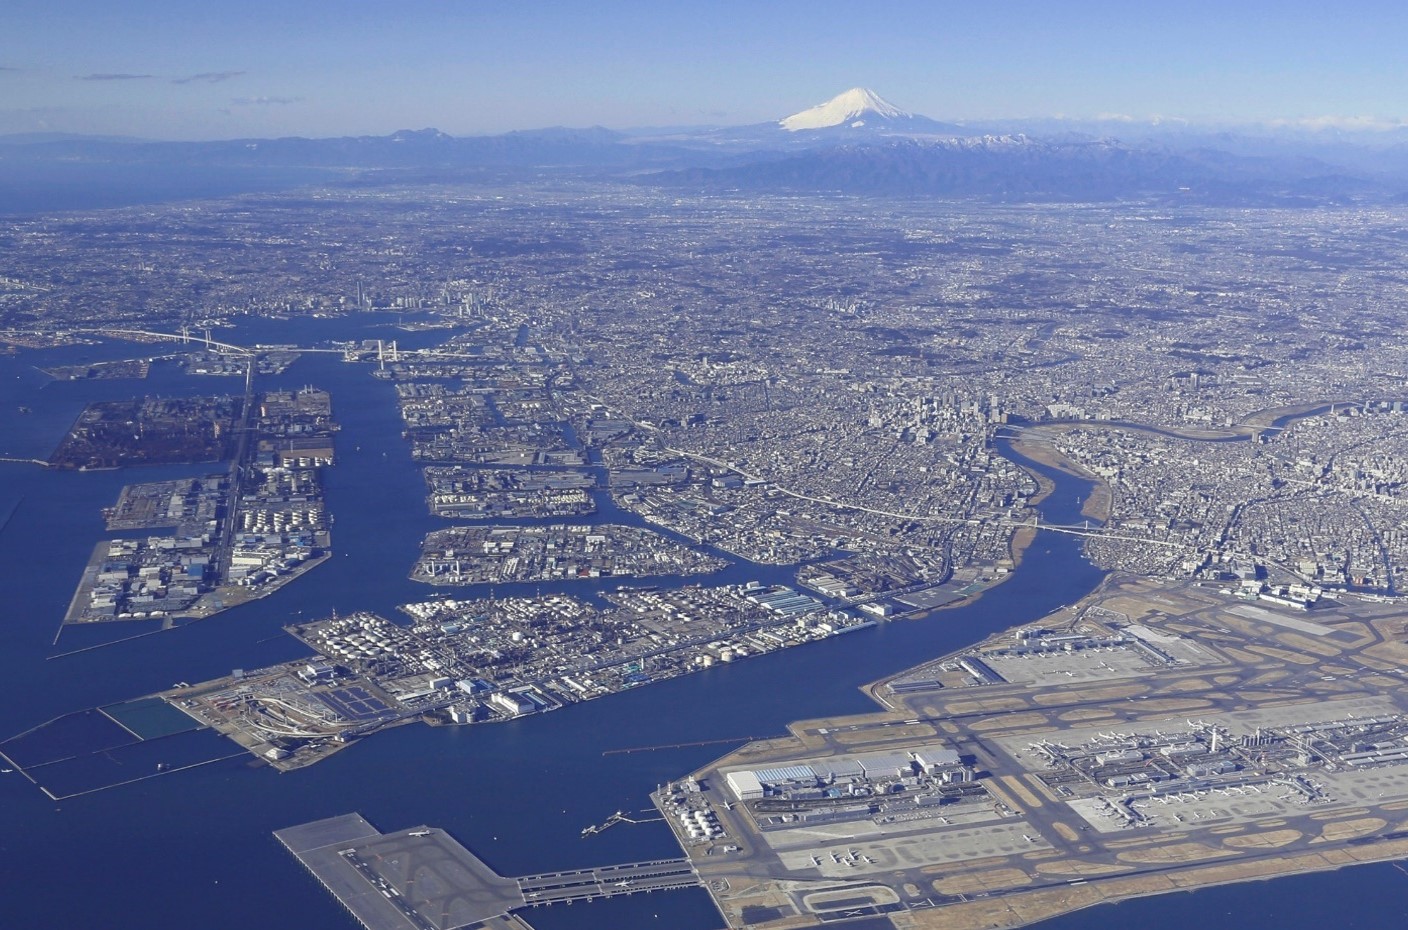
[489,691,535,717]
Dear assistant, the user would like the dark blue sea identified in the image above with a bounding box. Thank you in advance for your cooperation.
[0,317,1404,929]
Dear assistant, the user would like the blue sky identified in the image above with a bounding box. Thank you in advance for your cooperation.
[3,1,1406,139]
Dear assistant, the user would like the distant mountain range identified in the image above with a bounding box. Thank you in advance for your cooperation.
[630,88,967,152]
[650,134,1391,205]
[4,88,1408,208]
[0,125,680,170]
[641,90,1407,203]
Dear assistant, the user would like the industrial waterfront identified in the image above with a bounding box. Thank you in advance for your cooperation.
[2,318,1407,930]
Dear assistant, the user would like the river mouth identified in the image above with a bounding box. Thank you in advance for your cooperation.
[0,325,1115,930]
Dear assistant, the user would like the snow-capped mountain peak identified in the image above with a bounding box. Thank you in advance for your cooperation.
[779,88,911,131]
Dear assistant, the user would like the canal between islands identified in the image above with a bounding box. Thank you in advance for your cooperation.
[0,317,1403,929]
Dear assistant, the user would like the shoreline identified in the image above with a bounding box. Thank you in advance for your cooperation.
[685,567,1408,930]
[1007,427,1112,523]
[891,432,1089,622]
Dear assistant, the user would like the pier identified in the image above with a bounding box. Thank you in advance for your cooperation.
[578,808,663,836]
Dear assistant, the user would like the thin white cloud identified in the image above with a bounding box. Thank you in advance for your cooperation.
[79,73,155,81]
[172,70,245,85]
[229,95,301,106]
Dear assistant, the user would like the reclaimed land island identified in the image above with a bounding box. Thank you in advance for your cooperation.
[265,571,1408,930]
[59,386,338,630]
[4,582,876,790]
[660,573,1408,929]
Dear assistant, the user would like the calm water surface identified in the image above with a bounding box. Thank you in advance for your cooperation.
[0,319,1402,929]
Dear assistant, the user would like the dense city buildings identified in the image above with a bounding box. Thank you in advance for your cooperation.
[8,176,1408,930]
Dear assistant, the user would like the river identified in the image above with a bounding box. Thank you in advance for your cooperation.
[0,320,1402,929]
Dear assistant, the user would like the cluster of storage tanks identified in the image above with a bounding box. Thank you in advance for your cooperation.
[240,506,322,534]
[312,617,399,660]
[677,807,724,842]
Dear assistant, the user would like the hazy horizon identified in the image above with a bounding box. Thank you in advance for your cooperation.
[6,1,1408,141]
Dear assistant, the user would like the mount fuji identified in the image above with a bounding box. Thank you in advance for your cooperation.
[777,88,959,136]
[640,87,966,150]
[4,86,1398,209]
